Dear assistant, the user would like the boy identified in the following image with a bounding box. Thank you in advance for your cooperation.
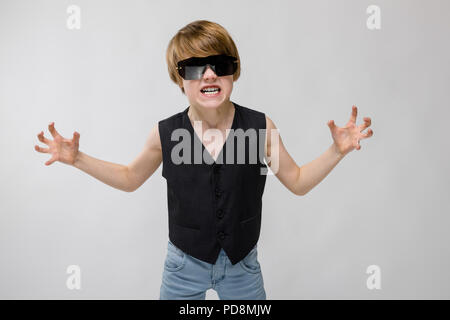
[34,20,373,300]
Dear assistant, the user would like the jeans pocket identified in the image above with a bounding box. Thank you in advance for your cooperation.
[239,245,261,274]
[164,240,186,272]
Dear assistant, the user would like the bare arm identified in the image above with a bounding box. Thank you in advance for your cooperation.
[265,106,373,196]
[35,122,162,193]
[125,124,162,192]
[75,124,163,192]
[72,152,133,192]
[265,115,344,196]
[265,115,303,195]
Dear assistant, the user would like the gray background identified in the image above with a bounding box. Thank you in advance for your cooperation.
[1,0,449,299]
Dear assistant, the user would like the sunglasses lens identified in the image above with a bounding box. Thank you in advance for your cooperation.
[178,55,237,80]
[184,65,207,80]
[215,60,236,77]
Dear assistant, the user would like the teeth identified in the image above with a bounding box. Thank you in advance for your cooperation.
[201,87,220,92]
[202,90,219,95]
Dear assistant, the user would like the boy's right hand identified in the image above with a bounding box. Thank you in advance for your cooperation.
[35,122,80,166]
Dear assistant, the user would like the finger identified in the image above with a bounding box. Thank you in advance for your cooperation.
[45,155,57,166]
[327,120,337,131]
[61,131,80,144]
[35,145,50,153]
[361,128,374,138]
[48,122,61,138]
[62,131,79,144]
[73,131,80,145]
[37,131,50,145]
[359,117,371,131]
[350,105,357,123]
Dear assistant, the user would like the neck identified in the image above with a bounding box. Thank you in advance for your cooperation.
[188,100,235,129]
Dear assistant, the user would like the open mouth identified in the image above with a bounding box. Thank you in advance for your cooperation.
[200,87,221,97]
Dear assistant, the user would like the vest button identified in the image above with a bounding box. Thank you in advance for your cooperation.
[215,187,222,197]
[217,209,224,218]
[218,231,225,240]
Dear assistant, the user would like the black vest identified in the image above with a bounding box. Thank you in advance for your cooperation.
[158,101,267,265]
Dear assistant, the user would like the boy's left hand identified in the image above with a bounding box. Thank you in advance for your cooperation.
[327,105,373,157]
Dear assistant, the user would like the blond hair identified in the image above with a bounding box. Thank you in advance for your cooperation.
[166,20,241,95]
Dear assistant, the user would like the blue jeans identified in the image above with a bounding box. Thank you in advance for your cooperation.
[160,240,266,300]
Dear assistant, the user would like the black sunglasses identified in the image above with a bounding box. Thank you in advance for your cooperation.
[176,54,238,80]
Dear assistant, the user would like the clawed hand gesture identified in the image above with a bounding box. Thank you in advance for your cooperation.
[35,122,80,166]
[327,105,373,157]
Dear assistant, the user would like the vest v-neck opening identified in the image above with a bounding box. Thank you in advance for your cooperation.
[184,102,238,164]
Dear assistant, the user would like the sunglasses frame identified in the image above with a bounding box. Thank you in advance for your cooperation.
[176,54,239,80]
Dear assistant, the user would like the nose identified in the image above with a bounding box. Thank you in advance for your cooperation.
[202,64,217,79]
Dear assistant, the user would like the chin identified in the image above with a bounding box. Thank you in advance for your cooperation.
[198,96,227,105]
[199,102,224,110]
